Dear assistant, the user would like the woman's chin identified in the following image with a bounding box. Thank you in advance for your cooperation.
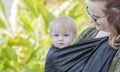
[95,26,101,31]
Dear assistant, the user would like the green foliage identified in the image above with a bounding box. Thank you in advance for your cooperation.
[0,19,6,29]
[0,0,89,72]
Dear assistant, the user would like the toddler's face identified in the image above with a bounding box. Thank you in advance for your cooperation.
[51,31,76,48]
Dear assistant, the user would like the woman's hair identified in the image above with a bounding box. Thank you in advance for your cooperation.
[89,0,120,48]
[106,0,120,48]
[49,16,76,34]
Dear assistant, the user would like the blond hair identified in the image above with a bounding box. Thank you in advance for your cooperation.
[49,16,76,34]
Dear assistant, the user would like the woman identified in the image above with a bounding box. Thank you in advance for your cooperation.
[76,0,120,72]
[44,0,120,72]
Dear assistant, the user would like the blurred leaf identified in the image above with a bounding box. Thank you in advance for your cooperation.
[0,19,6,29]
[0,0,10,30]
[19,14,34,32]
[8,36,31,46]
[22,67,40,72]
[22,0,38,17]
[0,47,17,61]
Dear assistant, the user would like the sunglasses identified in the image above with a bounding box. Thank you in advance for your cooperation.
[86,7,107,22]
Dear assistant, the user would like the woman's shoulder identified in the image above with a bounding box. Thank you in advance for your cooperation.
[108,48,120,72]
[109,36,120,72]
[75,26,98,43]
[114,35,120,48]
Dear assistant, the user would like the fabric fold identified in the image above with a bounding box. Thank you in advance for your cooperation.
[45,37,117,72]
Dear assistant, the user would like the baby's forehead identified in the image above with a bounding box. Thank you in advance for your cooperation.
[52,27,74,32]
[53,23,75,29]
[52,26,74,32]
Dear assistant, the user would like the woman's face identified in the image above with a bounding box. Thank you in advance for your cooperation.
[87,1,111,32]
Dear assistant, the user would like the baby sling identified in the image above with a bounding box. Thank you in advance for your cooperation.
[45,37,117,72]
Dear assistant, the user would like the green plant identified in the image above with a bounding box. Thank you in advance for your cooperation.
[0,0,88,72]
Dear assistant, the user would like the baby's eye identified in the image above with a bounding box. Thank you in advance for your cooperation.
[54,34,59,37]
[64,34,69,37]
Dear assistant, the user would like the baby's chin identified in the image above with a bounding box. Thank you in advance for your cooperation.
[57,46,66,49]
[56,45,69,49]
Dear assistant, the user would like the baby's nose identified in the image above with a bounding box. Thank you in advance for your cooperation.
[58,36,63,40]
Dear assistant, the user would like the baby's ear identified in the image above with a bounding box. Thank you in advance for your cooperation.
[50,34,52,38]
[49,32,52,38]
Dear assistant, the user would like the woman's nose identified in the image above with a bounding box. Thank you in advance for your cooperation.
[90,17,95,23]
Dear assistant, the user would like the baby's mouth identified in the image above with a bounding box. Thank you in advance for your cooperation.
[58,43,64,45]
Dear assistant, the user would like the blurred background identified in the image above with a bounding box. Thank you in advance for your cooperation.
[0,0,90,72]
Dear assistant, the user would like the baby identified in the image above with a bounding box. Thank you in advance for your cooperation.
[49,16,77,48]
[44,16,77,72]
